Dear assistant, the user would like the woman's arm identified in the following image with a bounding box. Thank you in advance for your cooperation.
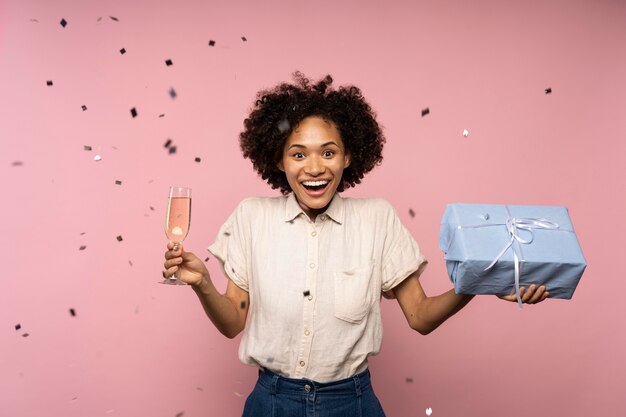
[164,242,249,339]
[391,271,548,335]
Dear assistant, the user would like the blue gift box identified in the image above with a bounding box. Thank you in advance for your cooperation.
[439,203,586,301]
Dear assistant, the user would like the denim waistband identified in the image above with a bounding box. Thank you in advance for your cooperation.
[257,368,372,397]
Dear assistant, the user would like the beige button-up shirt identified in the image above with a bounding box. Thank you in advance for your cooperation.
[208,193,427,383]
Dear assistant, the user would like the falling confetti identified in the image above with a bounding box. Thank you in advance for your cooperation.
[462,129,469,138]
[421,108,430,117]
[159,114,165,118]
[165,59,173,66]
[545,87,552,94]
[241,36,247,42]
[109,16,119,22]
[150,206,155,211]
[11,161,23,167]
[197,387,204,391]
[29,19,39,23]
[84,145,92,151]
[195,157,201,163]
[204,257,209,262]
[94,155,102,161]
[169,146,177,154]
[409,209,415,218]
[81,105,87,111]
[120,48,126,55]
[46,80,53,86]
[169,87,177,99]
[97,17,103,22]
[69,308,76,317]
[303,290,311,297]
[208,40,216,46]
[79,245,87,251]
[130,108,137,118]
[60,18,67,27]
[426,407,433,416]
[116,235,123,242]
[164,139,172,148]
[278,119,290,133]
[129,260,133,267]
[175,412,184,417]
[15,324,21,331]
[115,180,122,185]
[22,333,30,337]
[405,377,413,383]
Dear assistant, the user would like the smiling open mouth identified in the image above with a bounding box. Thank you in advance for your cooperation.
[302,180,330,192]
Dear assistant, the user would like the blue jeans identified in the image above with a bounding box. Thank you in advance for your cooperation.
[242,368,386,417]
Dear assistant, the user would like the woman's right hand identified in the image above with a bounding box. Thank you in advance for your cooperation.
[163,242,209,287]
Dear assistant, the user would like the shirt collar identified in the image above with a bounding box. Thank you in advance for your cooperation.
[284,192,345,224]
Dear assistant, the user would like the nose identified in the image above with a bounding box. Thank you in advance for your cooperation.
[304,156,325,176]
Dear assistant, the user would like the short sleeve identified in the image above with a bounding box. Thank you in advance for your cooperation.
[207,201,250,292]
[380,201,428,293]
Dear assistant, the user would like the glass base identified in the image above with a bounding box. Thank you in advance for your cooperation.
[159,277,188,285]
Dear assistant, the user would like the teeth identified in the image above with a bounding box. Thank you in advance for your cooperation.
[302,180,329,187]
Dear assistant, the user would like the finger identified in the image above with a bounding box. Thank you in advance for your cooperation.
[521,285,536,303]
[163,266,179,278]
[527,285,546,304]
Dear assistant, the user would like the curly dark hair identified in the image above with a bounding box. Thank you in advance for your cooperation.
[239,72,386,194]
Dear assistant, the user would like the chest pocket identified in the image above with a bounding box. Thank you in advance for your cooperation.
[333,261,377,324]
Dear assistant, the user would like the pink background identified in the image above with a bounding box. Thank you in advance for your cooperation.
[1,0,625,416]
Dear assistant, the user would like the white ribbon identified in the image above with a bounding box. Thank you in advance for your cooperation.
[482,216,559,307]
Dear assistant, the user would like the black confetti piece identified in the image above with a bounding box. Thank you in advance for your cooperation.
[168,146,177,154]
[97,17,103,22]
[69,308,76,317]
[46,80,53,86]
[60,18,67,27]
[240,301,246,309]
[195,157,201,163]
[115,180,122,185]
[120,48,126,55]
[545,87,552,94]
[128,260,133,266]
[29,19,39,23]
[409,208,415,218]
[204,257,209,262]
[421,107,430,117]
[241,36,247,42]
[277,119,290,133]
[84,145,92,151]
[130,107,137,118]
[303,290,310,297]
[149,206,155,211]
[175,412,184,417]
[109,16,119,22]
[80,232,86,235]
[165,59,173,66]
[208,40,215,46]
[164,139,172,148]
[11,161,23,167]
[116,235,123,242]
[196,387,204,391]
[405,377,413,383]
[79,245,87,251]
[169,87,177,99]
[158,114,165,118]
[15,324,21,331]
[22,333,30,337]
[81,105,87,111]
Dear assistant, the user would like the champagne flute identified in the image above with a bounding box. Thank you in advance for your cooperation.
[161,186,191,285]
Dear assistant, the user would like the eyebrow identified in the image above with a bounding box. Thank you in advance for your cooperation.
[287,141,339,150]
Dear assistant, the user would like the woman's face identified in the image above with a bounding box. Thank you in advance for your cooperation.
[278,116,351,221]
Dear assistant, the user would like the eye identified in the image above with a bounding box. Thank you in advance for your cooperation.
[322,150,335,158]
[292,152,304,159]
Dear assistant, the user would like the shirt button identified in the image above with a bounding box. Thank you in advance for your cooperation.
[311,231,317,237]
[304,330,310,336]
[320,215,327,221]
[304,384,311,393]
[308,295,313,301]
[299,361,306,367]
[309,263,315,269]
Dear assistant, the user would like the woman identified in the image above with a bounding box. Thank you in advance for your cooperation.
[163,72,547,416]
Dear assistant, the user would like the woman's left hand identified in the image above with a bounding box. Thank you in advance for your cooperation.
[497,284,549,304]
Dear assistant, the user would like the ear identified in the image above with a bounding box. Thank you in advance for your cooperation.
[277,160,285,172]
[344,153,351,168]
